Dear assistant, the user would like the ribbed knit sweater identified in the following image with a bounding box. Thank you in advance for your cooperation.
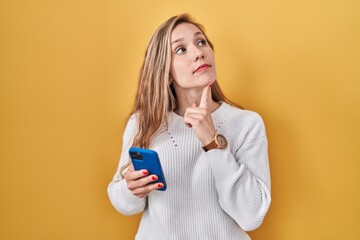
[108,102,271,240]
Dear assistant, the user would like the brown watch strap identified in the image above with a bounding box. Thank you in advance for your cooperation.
[202,140,218,152]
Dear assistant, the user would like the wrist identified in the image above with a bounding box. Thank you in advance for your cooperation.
[202,133,228,152]
[202,132,216,146]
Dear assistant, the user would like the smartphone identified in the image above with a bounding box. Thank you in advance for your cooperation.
[128,147,167,191]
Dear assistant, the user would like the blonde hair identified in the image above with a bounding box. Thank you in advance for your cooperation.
[130,13,241,148]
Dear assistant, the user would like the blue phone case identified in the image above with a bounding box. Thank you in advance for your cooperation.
[129,147,167,191]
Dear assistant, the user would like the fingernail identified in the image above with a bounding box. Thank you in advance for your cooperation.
[152,176,158,181]
[143,170,148,175]
[157,183,163,188]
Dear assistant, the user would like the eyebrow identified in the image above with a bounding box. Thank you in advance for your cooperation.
[171,31,204,45]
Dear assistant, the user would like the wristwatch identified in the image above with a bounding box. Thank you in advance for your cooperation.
[202,134,228,152]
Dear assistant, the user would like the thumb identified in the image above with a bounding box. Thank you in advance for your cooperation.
[199,83,212,109]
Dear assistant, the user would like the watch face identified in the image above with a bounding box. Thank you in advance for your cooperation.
[216,134,228,148]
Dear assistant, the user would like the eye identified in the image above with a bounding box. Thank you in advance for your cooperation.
[198,39,207,46]
[175,46,186,54]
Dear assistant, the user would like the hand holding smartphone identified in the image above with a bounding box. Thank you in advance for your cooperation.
[129,147,167,191]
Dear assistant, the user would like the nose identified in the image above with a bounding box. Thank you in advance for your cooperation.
[193,46,204,62]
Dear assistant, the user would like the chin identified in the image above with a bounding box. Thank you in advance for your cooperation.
[202,76,216,86]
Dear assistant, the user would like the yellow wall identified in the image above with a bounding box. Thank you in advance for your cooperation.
[1,0,359,239]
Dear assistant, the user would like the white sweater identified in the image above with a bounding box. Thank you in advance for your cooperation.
[108,102,271,240]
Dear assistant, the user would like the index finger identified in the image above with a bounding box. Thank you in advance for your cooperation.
[199,83,212,109]
[125,168,149,181]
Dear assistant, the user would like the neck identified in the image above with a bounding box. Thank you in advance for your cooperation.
[174,88,220,116]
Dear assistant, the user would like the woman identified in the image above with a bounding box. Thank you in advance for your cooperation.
[108,14,271,240]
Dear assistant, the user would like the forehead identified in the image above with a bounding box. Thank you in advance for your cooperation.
[171,23,203,40]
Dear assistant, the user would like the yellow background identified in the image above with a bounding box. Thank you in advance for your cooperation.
[1,0,359,239]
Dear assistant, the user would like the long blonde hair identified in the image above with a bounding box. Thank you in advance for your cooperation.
[131,14,241,148]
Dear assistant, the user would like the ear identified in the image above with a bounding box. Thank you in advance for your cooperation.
[169,75,174,84]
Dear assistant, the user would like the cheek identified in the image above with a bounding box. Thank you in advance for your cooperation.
[209,55,217,73]
[172,61,188,78]
[170,59,178,78]
[212,63,217,74]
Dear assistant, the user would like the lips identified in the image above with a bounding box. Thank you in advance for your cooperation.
[193,64,211,74]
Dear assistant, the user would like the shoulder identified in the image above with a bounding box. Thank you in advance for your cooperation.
[122,113,139,140]
[221,103,267,142]
[224,103,264,126]
[125,113,138,128]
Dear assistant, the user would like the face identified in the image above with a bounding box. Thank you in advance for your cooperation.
[170,23,216,90]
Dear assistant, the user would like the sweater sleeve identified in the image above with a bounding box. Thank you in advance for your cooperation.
[107,115,146,215]
[205,112,271,231]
